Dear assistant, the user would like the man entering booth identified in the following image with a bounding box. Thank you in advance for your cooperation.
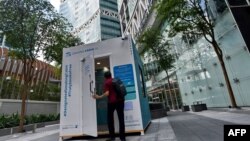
[93,71,126,141]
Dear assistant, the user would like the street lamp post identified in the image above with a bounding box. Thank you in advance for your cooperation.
[5,76,11,98]
[25,89,34,116]
[30,89,34,93]
[30,89,34,100]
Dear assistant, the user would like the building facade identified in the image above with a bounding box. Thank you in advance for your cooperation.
[119,0,153,40]
[226,0,250,51]
[119,0,250,108]
[175,0,250,107]
[59,0,121,44]
[119,0,182,109]
[0,34,60,100]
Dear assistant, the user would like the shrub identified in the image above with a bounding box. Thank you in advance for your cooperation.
[0,113,59,129]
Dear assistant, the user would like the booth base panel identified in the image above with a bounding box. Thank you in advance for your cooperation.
[60,122,151,139]
[97,125,145,135]
[97,121,151,136]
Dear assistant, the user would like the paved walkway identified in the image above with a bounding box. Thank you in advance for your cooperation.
[0,108,250,141]
[167,108,250,141]
[168,111,233,141]
[191,109,250,125]
[126,117,176,141]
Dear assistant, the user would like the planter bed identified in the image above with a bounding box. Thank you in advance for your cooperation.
[0,120,59,137]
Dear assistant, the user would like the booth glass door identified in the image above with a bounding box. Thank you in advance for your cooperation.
[81,53,97,137]
[94,56,110,131]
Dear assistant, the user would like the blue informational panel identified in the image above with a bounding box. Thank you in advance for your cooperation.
[113,64,136,100]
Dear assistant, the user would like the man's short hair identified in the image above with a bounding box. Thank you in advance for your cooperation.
[104,71,112,78]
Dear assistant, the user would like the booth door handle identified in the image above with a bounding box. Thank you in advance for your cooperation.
[89,74,94,96]
[90,80,94,96]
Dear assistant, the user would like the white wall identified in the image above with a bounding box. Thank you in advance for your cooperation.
[0,99,60,115]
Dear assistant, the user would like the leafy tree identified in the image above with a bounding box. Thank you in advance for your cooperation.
[47,83,60,101]
[156,0,237,108]
[44,32,81,65]
[53,62,62,79]
[0,0,79,132]
[138,27,176,109]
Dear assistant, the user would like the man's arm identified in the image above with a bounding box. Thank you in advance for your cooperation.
[93,90,109,99]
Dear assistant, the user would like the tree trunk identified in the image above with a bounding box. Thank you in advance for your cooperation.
[212,41,237,108]
[163,84,169,109]
[19,61,32,132]
[172,82,179,109]
[19,82,28,132]
[165,71,176,109]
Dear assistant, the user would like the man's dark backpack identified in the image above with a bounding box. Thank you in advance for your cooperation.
[112,78,127,99]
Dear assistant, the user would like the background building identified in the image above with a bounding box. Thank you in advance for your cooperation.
[119,0,153,41]
[175,0,250,107]
[119,0,250,108]
[226,0,250,51]
[119,0,182,109]
[0,34,60,101]
[59,0,121,44]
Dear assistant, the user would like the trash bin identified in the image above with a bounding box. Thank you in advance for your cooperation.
[149,102,167,119]
[201,103,207,110]
[165,106,170,111]
[182,104,190,112]
[191,101,203,112]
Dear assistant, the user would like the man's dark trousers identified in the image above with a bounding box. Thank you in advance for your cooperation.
[107,101,125,140]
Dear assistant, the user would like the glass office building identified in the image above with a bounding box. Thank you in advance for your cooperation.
[118,0,183,109]
[59,0,121,44]
[175,0,250,107]
[119,0,153,40]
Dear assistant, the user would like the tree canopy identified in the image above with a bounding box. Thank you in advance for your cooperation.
[138,27,175,72]
[0,0,80,63]
[157,0,215,44]
[0,0,80,131]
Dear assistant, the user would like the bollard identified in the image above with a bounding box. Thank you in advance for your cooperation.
[32,124,37,133]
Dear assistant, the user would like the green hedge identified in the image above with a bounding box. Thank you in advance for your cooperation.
[0,113,60,129]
